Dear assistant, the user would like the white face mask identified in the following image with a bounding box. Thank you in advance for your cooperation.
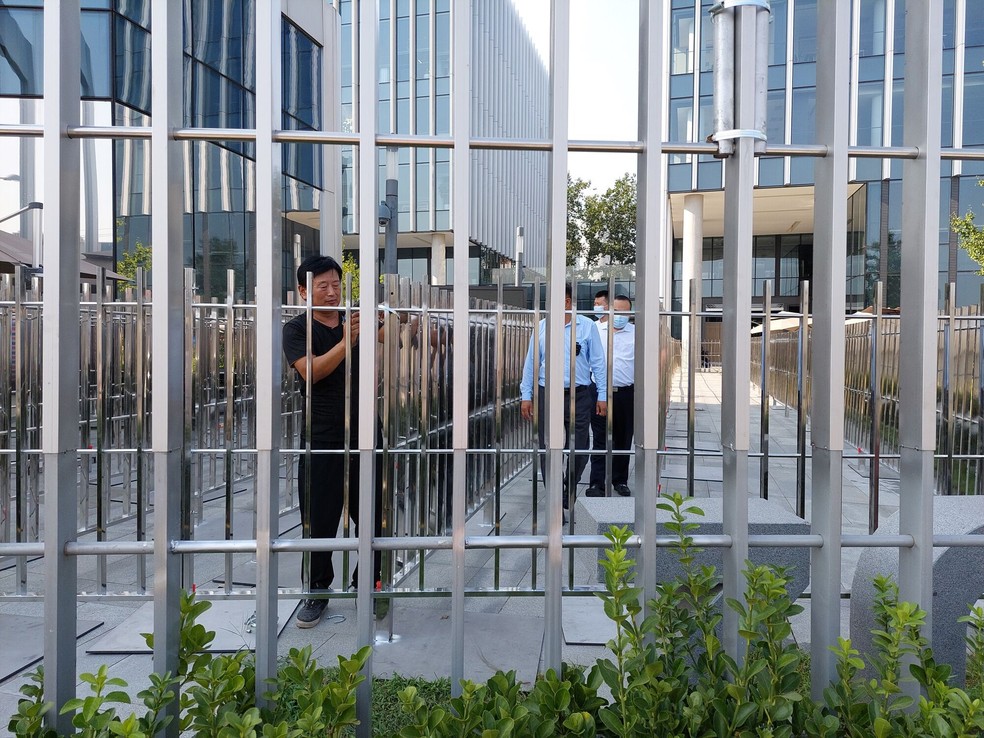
[593,304,606,315]
[613,315,629,330]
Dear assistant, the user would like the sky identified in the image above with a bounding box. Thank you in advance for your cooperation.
[511,0,640,195]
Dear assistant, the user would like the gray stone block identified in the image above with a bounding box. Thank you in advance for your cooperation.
[850,496,984,684]
[574,496,810,602]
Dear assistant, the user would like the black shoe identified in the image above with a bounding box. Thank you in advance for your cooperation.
[585,484,605,497]
[614,483,631,497]
[295,598,328,628]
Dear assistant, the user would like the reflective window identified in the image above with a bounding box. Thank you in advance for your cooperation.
[964,73,984,146]
[856,81,883,147]
[0,7,42,95]
[81,11,112,97]
[116,15,152,113]
[858,0,886,57]
[671,7,695,75]
[968,0,984,46]
[791,0,816,63]
[769,0,787,64]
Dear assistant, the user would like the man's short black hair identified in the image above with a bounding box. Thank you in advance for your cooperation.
[594,289,609,300]
[614,294,633,307]
[565,282,573,299]
[297,254,342,287]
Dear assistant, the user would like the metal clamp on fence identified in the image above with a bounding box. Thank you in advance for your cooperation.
[709,0,770,158]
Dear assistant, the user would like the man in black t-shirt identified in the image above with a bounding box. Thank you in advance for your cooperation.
[283,254,383,628]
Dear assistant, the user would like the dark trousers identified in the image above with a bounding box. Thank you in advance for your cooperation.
[537,384,595,506]
[589,385,634,487]
[298,446,383,591]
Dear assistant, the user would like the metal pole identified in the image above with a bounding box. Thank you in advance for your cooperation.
[720,1,756,663]
[869,282,883,533]
[635,0,667,621]
[514,226,524,287]
[355,0,381,726]
[810,0,850,692]
[688,278,697,497]
[796,280,809,518]
[41,0,81,728]
[711,2,735,158]
[898,0,943,684]
[944,282,956,494]
[384,175,398,275]
[450,0,472,694]
[254,0,284,706]
[544,0,571,675]
[760,280,770,500]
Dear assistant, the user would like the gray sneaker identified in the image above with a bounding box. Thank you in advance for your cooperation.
[295,598,328,628]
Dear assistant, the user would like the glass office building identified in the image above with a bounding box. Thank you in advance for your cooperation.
[0,0,335,300]
[338,0,550,283]
[667,0,984,313]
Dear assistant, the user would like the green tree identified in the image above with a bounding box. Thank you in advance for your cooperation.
[341,251,361,302]
[116,242,152,281]
[952,178,984,274]
[567,174,591,266]
[582,173,637,266]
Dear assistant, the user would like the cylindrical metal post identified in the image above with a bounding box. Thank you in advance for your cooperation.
[796,280,809,518]
[760,280,771,499]
[869,282,883,533]
[711,4,735,158]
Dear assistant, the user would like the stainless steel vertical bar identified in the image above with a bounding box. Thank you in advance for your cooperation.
[605,273,614,496]
[978,285,984,498]
[224,270,236,593]
[796,280,809,517]
[720,3,756,663]
[135,269,147,591]
[810,0,849,693]
[494,271,504,589]
[567,275,577,588]
[759,280,770,500]
[150,0,186,728]
[635,0,667,619]
[943,283,956,494]
[303,272,313,590]
[356,0,380,727]
[449,0,472,695]
[182,270,195,591]
[531,276,541,588]
[96,268,108,592]
[687,278,697,497]
[898,0,943,677]
[869,282,883,533]
[13,266,26,594]
[544,0,571,674]
[42,0,82,728]
[254,0,284,710]
[342,275,353,590]
[416,285,430,589]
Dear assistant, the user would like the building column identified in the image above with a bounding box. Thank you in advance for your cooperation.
[431,232,447,285]
[681,193,704,373]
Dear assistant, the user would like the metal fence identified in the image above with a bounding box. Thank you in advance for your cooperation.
[1,2,982,736]
[752,283,984,531]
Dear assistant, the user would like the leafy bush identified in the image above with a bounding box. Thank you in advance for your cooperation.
[9,494,984,737]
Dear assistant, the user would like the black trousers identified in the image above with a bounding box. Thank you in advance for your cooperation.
[537,384,595,506]
[297,445,383,591]
[589,385,634,487]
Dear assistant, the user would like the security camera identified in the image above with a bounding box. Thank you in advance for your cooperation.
[378,202,391,227]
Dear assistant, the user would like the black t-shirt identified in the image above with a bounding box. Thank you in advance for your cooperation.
[282,313,359,445]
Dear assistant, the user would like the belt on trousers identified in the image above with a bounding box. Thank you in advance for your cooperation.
[561,384,593,394]
[612,384,634,393]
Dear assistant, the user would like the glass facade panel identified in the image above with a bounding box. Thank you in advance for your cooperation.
[858,0,886,57]
[0,7,43,95]
[768,0,787,64]
[671,7,695,75]
[791,0,816,63]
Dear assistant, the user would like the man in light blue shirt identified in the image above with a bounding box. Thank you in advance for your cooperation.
[520,283,608,509]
